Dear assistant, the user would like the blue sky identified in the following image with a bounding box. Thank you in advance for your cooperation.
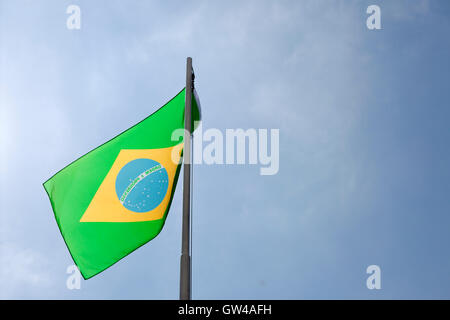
[1,0,450,299]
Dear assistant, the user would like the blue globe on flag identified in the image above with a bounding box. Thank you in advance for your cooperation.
[115,158,169,213]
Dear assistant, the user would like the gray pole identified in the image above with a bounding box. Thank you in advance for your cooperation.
[180,57,193,300]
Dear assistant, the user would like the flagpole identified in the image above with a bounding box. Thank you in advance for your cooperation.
[180,57,193,300]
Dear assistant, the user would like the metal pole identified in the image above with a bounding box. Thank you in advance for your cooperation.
[180,57,193,300]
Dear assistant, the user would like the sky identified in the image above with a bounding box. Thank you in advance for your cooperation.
[1,0,450,299]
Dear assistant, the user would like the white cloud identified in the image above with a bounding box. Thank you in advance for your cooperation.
[0,93,14,176]
[0,243,52,298]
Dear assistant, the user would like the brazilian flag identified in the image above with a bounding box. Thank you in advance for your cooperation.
[43,88,201,279]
